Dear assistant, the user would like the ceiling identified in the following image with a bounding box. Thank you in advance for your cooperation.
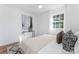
[5,4,64,15]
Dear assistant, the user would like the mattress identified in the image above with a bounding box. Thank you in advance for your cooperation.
[20,34,69,54]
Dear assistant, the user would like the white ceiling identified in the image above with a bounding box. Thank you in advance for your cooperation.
[5,4,64,15]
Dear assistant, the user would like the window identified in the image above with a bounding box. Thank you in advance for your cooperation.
[53,14,64,29]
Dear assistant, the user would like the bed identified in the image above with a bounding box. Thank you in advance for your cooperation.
[20,34,77,54]
[19,34,63,54]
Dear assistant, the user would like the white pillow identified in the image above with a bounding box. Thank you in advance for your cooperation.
[74,31,79,54]
[74,38,79,54]
[75,31,79,37]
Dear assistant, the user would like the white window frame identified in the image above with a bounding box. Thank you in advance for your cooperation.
[49,12,64,31]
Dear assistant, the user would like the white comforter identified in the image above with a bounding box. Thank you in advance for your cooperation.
[20,34,69,54]
[38,39,62,54]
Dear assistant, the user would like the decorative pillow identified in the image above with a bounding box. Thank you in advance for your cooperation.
[56,31,64,44]
[62,30,78,52]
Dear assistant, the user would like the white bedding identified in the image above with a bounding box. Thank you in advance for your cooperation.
[38,39,62,54]
[20,34,70,54]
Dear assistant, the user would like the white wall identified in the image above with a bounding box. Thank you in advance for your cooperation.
[37,6,64,35]
[0,5,21,45]
[37,12,50,35]
[0,5,38,46]
[65,4,79,33]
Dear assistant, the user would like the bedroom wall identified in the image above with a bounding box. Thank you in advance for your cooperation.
[0,5,38,46]
[0,5,21,45]
[37,12,49,35]
[65,4,79,33]
[37,6,64,36]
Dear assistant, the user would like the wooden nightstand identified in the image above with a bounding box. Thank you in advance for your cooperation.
[0,47,7,54]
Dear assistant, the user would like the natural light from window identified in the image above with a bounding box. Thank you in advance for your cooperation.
[49,13,64,32]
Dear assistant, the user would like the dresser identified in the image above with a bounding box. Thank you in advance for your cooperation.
[24,32,32,38]
[22,31,35,39]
